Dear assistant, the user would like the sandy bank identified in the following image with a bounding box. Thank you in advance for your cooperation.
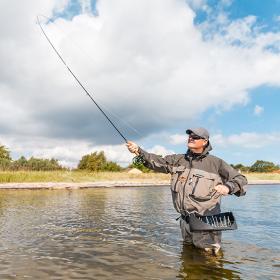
[0,181,168,189]
[0,180,279,189]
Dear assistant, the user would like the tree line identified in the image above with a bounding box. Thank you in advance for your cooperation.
[0,144,279,172]
[0,144,122,171]
[231,161,279,173]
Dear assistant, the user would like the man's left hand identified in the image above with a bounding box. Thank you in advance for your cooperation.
[214,184,230,196]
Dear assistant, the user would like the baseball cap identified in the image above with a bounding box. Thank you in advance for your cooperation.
[186,127,210,140]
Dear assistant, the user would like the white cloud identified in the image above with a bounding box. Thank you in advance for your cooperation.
[169,132,280,149]
[275,15,280,22]
[147,145,175,157]
[254,105,264,116]
[54,0,69,14]
[211,132,280,149]
[169,134,187,145]
[0,135,131,168]
[186,0,208,11]
[221,0,233,6]
[1,0,280,166]
[79,0,92,15]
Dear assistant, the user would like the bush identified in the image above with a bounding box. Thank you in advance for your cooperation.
[0,156,64,171]
[24,157,63,171]
[77,151,122,172]
[103,161,122,172]
[0,145,11,160]
[0,158,12,171]
[249,160,279,173]
[231,163,250,173]
[10,156,28,171]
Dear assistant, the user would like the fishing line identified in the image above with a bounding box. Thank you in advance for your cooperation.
[38,15,142,138]
[100,107,142,138]
[37,15,128,143]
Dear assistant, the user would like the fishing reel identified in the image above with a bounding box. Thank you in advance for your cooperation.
[132,155,145,167]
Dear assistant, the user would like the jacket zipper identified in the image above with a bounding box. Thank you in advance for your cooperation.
[191,177,199,195]
[182,157,193,212]
[191,174,204,195]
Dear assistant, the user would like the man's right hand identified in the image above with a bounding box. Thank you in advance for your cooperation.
[126,141,140,155]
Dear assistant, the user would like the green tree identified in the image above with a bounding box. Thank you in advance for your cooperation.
[25,157,63,171]
[10,156,28,171]
[103,161,122,171]
[231,163,250,173]
[0,158,11,170]
[249,160,279,173]
[0,145,11,160]
[0,144,12,170]
[77,151,122,172]
[78,152,106,171]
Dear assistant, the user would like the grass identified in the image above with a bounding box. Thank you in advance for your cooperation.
[244,172,280,181]
[0,170,279,184]
[0,170,170,184]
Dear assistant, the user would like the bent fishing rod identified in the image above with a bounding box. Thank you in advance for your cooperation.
[36,16,128,143]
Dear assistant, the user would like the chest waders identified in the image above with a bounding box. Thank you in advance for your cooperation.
[178,158,238,232]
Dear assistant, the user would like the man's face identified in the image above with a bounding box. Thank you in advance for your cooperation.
[187,133,208,150]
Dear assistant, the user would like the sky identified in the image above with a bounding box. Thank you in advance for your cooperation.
[0,0,280,167]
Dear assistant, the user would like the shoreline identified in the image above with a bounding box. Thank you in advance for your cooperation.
[0,180,279,189]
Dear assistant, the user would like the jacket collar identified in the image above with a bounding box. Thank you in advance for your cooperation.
[185,141,212,161]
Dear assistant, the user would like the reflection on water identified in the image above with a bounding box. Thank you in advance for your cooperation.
[179,244,241,280]
[0,186,279,279]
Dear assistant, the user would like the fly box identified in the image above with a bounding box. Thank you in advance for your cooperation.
[189,211,237,232]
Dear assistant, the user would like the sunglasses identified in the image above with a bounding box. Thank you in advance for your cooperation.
[189,134,204,140]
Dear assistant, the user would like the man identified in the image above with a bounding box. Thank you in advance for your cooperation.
[126,127,247,254]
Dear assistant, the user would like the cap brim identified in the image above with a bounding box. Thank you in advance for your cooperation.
[186,129,193,135]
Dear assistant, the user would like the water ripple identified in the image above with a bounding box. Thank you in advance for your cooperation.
[0,186,278,279]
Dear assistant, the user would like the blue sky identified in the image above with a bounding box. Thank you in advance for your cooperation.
[192,0,280,165]
[137,0,280,166]
[1,0,280,167]
[225,0,280,28]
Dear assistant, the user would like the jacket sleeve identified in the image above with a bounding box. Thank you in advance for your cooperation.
[138,148,176,174]
[218,159,248,196]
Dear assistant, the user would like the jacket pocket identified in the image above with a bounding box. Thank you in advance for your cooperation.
[190,173,215,201]
[170,166,186,192]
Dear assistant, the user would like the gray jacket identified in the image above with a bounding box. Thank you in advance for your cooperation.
[138,143,247,215]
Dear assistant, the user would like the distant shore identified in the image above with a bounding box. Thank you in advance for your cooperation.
[0,171,279,189]
[0,180,279,189]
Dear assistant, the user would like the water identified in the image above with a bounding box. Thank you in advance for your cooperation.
[0,185,279,279]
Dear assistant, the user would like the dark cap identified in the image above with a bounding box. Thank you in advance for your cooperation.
[186,127,210,140]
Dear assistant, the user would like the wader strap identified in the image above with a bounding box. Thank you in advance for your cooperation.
[179,214,190,223]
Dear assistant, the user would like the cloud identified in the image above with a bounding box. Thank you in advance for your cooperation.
[186,0,208,11]
[78,0,92,15]
[1,0,280,165]
[169,132,280,149]
[211,132,280,149]
[275,15,280,22]
[169,134,187,145]
[147,145,175,157]
[1,133,174,168]
[0,134,131,168]
[254,105,264,116]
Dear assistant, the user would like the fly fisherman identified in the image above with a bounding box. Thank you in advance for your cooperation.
[126,127,247,254]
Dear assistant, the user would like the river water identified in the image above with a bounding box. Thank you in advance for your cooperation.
[0,185,279,279]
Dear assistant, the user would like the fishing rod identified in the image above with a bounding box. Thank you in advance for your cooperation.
[36,15,128,143]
